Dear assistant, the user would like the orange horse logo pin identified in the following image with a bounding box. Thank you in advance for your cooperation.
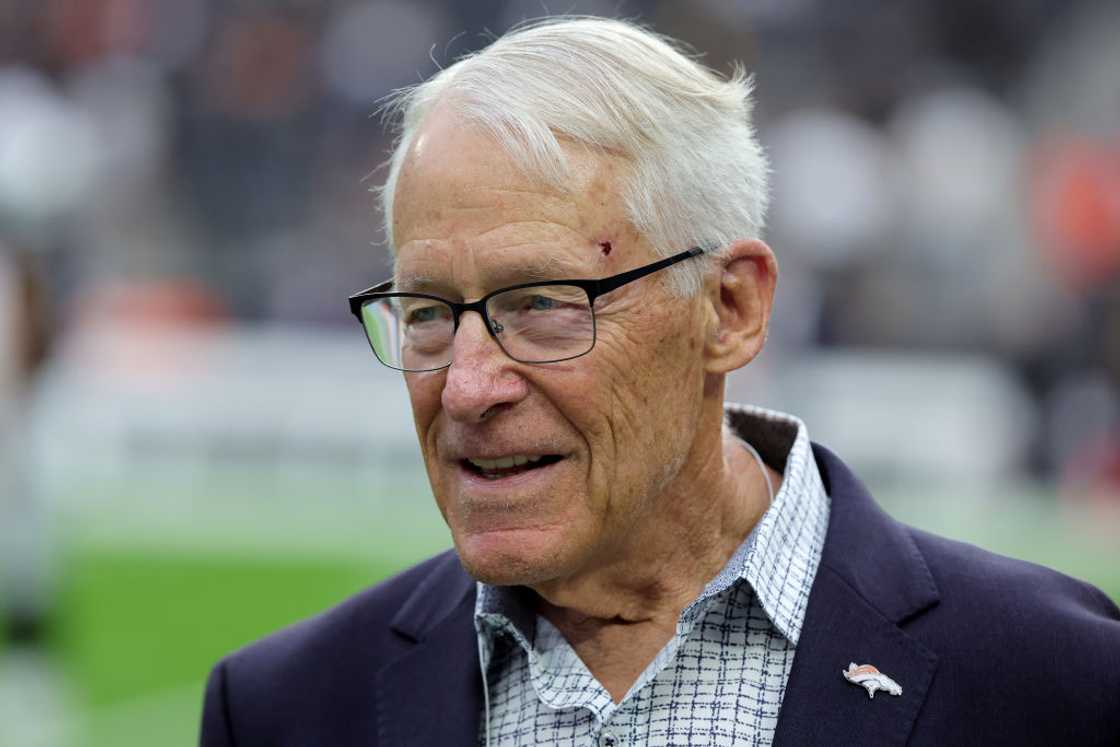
[842,662,903,699]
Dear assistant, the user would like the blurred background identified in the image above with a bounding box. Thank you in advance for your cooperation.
[1,0,1118,743]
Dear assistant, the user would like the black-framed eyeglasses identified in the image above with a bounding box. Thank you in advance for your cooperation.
[347,246,705,372]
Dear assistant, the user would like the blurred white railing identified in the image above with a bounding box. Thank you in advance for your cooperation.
[26,323,1037,550]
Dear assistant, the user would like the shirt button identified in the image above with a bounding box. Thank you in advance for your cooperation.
[600,731,619,747]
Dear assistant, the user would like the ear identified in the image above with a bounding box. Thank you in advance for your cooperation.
[703,239,778,375]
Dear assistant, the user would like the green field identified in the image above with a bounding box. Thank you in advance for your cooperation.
[38,548,409,746]
[55,550,395,709]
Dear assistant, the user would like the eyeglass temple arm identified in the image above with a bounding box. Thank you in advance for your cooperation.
[348,247,705,310]
[592,246,705,297]
[349,279,393,299]
[347,279,393,319]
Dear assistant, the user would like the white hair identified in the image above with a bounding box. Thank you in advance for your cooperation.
[378,17,770,296]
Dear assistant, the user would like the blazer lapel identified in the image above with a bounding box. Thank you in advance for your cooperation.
[774,446,940,746]
[376,552,482,747]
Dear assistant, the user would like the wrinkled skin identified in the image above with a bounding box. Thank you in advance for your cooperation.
[391,109,778,655]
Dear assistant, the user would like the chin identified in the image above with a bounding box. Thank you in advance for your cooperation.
[453,527,570,587]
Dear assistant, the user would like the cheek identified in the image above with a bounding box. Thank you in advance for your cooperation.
[595,312,687,420]
[405,372,455,519]
[591,318,703,483]
[405,372,445,448]
[576,336,661,492]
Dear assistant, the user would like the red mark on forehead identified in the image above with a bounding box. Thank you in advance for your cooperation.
[598,240,613,257]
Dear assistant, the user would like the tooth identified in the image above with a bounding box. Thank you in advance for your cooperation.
[468,454,549,471]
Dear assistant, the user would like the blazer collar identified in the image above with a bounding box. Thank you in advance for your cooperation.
[389,550,476,642]
[378,551,481,746]
[774,444,940,746]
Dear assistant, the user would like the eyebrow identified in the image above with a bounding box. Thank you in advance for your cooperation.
[395,253,589,294]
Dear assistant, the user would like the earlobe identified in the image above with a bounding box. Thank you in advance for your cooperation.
[703,239,777,375]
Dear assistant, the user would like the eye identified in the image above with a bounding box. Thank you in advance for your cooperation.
[405,304,444,324]
[527,295,557,311]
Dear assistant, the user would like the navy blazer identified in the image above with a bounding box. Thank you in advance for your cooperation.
[200,445,1120,745]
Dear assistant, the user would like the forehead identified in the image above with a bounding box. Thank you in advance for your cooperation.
[390,111,636,285]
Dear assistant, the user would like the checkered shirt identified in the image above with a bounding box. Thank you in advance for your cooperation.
[474,403,831,746]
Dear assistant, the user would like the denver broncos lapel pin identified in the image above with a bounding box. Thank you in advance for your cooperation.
[842,662,903,699]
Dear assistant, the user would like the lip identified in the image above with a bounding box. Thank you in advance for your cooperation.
[454,455,566,493]
[458,451,559,462]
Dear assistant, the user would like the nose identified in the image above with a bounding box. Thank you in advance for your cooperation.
[440,311,528,423]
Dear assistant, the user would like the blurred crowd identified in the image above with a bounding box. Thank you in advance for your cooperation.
[2,0,1119,497]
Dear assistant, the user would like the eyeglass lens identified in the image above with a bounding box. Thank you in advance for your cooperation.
[360,285,595,371]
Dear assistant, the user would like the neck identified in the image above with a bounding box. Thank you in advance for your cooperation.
[532,398,778,630]
[525,395,779,702]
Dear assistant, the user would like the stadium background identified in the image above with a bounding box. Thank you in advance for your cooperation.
[0,0,1118,744]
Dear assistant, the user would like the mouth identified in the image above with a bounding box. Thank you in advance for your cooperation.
[459,454,564,481]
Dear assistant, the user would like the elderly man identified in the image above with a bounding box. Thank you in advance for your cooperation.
[201,18,1120,746]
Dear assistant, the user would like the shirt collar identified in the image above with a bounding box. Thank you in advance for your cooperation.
[723,402,830,644]
[474,403,830,653]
